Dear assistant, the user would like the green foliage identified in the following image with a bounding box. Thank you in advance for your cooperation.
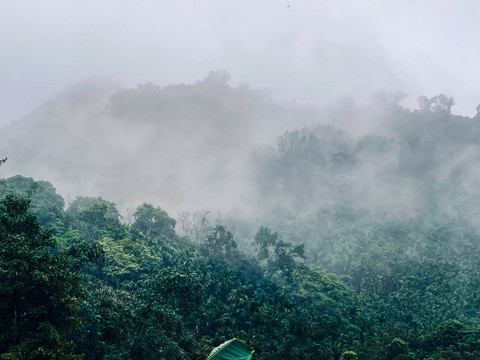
[132,203,176,239]
[76,266,200,360]
[5,93,480,360]
[202,225,238,261]
[99,236,154,283]
[385,338,415,360]
[0,195,83,359]
[3,179,480,359]
[0,175,65,232]
[254,226,278,261]
[415,320,480,359]
[67,196,120,221]
[253,226,305,280]
[340,350,358,360]
[65,196,126,241]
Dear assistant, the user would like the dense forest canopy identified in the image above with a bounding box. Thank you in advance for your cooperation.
[1,74,480,359]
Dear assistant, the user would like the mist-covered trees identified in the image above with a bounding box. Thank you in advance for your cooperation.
[0,73,323,213]
[3,77,480,359]
[253,226,305,279]
[418,94,455,113]
[2,173,480,359]
[177,210,209,243]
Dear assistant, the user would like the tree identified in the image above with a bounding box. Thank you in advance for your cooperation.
[132,203,176,239]
[277,130,324,165]
[418,94,455,113]
[177,210,209,243]
[65,196,125,241]
[203,225,238,260]
[0,195,83,359]
[200,70,231,86]
[77,266,200,360]
[253,226,305,278]
[66,196,120,224]
[340,351,358,360]
[254,226,278,261]
[0,175,65,232]
[435,94,455,113]
[385,338,415,360]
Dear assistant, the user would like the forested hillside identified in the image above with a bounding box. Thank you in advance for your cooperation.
[1,76,480,359]
[1,174,479,360]
[0,72,317,213]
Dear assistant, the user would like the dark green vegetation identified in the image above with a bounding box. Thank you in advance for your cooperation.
[2,76,480,359]
[2,162,480,359]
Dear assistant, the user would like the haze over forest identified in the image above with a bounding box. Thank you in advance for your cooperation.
[2,0,480,217]
[2,1,480,360]
[2,0,480,125]
[1,71,480,219]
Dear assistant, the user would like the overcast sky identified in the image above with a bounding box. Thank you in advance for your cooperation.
[1,0,479,125]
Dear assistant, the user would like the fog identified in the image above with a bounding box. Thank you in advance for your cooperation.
[2,1,480,242]
[1,0,480,126]
[0,73,312,213]
[2,72,480,226]
[4,4,480,358]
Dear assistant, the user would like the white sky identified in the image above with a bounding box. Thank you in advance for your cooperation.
[1,0,479,125]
